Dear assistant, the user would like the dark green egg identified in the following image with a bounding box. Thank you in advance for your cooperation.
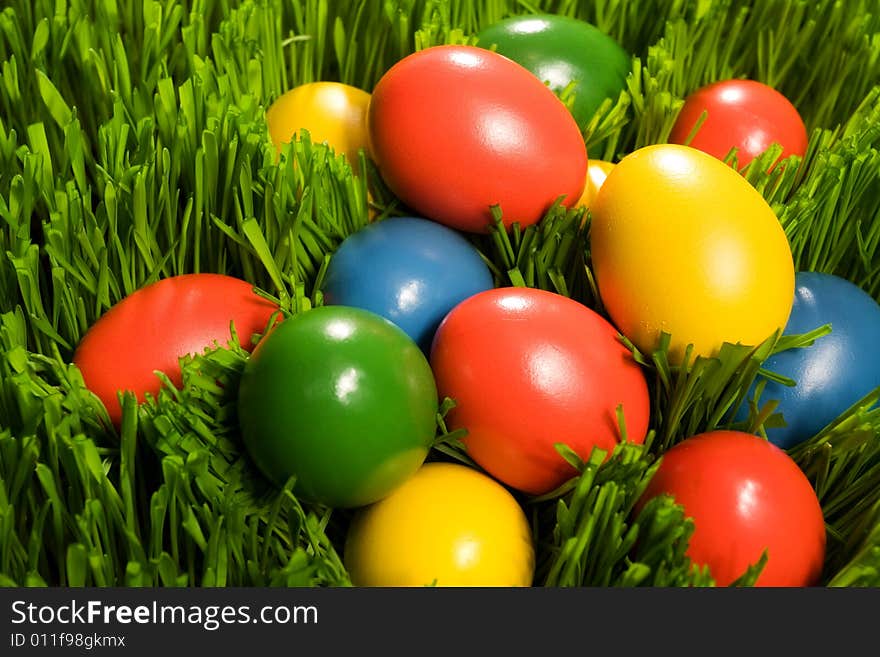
[477,14,631,128]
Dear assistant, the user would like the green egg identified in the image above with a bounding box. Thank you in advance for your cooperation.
[477,14,631,128]
[237,305,438,509]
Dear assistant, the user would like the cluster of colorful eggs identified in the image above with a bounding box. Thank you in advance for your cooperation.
[70,15,880,587]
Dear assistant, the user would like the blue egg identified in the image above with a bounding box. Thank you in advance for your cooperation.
[322,216,495,352]
[744,272,880,449]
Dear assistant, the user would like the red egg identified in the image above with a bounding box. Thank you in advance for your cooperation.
[668,79,808,169]
[430,287,650,495]
[368,45,587,233]
[74,274,279,426]
[638,430,826,586]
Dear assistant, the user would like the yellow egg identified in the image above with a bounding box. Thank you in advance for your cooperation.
[266,81,371,174]
[344,462,535,587]
[575,159,615,209]
[589,144,794,363]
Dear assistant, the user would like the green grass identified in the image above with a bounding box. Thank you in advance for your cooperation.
[1,0,880,587]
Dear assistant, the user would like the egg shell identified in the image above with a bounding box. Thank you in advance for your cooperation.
[430,287,650,495]
[744,272,880,449]
[668,79,808,169]
[589,143,795,363]
[73,274,279,426]
[266,81,372,174]
[637,430,825,586]
[575,159,615,210]
[344,462,535,586]
[368,45,587,233]
[237,305,438,509]
[477,14,631,128]
[322,216,494,353]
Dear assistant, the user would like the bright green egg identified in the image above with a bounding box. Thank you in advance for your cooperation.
[237,305,438,509]
[477,14,631,128]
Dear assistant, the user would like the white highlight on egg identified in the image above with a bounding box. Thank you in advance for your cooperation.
[736,479,760,518]
[497,295,530,313]
[719,85,746,104]
[509,18,551,35]
[325,319,355,341]
[448,49,484,69]
[396,280,425,314]
[334,367,360,402]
